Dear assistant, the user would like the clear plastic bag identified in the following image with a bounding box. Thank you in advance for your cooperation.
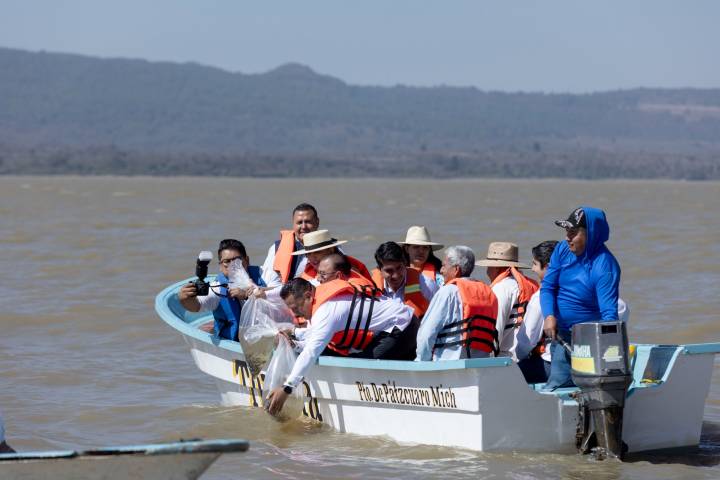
[262,335,304,421]
[238,296,294,376]
[227,259,253,289]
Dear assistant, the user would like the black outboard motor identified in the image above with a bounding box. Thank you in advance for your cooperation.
[570,321,632,460]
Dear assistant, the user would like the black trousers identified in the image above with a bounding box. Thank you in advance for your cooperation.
[322,316,420,361]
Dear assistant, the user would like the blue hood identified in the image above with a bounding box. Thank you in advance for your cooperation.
[578,206,609,261]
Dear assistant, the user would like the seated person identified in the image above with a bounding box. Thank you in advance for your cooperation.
[371,241,435,319]
[266,277,418,415]
[517,240,631,384]
[294,229,372,285]
[512,241,558,383]
[316,253,374,288]
[399,225,444,292]
[416,246,499,360]
[178,239,265,341]
[475,242,539,356]
[260,203,320,289]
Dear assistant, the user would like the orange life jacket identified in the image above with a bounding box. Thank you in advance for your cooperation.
[312,279,381,356]
[490,267,539,332]
[301,255,373,284]
[371,268,429,318]
[272,230,297,283]
[434,278,499,355]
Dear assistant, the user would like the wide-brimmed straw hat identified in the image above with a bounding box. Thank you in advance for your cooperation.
[474,242,529,268]
[291,229,347,255]
[398,226,444,251]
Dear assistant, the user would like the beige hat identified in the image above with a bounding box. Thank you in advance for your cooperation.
[474,242,529,268]
[291,229,347,255]
[398,226,444,251]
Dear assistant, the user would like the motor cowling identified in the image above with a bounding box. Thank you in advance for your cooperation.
[571,321,632,460]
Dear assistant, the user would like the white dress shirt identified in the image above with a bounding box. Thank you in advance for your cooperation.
[286,294,413,387]
[491,276,520,354]
[415,283,491,361]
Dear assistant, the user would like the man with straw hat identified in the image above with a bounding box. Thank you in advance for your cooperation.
[475,242,539,356]
[398,226,444,290]
[291,229,372,285]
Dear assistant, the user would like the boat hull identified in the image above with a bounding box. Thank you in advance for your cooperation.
[157,280,720,454]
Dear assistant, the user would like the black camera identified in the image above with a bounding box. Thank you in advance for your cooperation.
[193,251,213,297]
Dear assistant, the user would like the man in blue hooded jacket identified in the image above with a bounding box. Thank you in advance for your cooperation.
[541,207,621,389]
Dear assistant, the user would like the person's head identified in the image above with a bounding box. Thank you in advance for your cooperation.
[374,242,409,291]
[555,207,587,256]
[474,242,527,281]
[485,266,508,282]
[400,225,444,269]
[293,229,347,268]
[292,203,319,242]
[306,246,338,269]
[217,239,249,276]
[531,240,559,282]
[317,253,351,283]
[280,278,315,318]
[441,246,475,283]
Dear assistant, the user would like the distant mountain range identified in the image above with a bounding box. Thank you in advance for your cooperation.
[1,47,719,178]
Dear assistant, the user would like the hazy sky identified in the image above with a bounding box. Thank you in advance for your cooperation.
[1,1,719,92]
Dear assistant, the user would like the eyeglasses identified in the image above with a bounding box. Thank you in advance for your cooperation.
[219,256,243,266]
[317,270,338,280]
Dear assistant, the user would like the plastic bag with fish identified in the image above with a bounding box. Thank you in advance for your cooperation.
[263,335,305,421]
[238,295,294,376]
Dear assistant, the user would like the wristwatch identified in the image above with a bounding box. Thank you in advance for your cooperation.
[283,385,293,395]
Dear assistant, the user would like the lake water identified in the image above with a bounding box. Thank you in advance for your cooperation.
[1,175,719,479]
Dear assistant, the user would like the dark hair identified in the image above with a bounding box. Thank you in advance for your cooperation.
[292,203,318,218]
[322,253,351,276]
[218,239,247,259]
[280,277,313,300]
[374,241,409,269]
[531,240,559,269]
[426,250,442,271]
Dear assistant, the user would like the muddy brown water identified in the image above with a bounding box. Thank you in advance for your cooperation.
[1,176,719,479]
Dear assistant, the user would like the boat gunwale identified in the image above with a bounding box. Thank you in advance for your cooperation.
[156,280,720,374]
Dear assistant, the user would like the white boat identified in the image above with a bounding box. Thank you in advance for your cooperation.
[156,279,720,454]
[0,438,248,480]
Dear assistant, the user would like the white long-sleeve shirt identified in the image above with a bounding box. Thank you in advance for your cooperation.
[381,271,437,305]
[260,241,308,300]
[285,294,413,388]
[511,292,630,363]
[491,276,520,354]
[415,283,491,361]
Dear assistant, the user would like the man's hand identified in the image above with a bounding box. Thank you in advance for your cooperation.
[178,283,202,313]
[251,287,268,299]
[228,287,249,301]
[178,282,198,301]
[543,315,558,341]
[274,329,295,347]
[266,387,289,416]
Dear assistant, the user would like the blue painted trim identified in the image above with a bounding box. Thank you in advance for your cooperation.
[155,278,245,354]
[318,355,513,370]
[0,439,249,462]
[682,343,720,355]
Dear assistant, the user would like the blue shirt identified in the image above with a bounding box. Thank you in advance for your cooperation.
[540,206,621,330]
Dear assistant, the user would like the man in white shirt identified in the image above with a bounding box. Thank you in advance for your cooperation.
[260,203,320,289]
[371,242,436,318]
[265,277,416,416]
[475,242,538,356]
[416,246,499,361]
